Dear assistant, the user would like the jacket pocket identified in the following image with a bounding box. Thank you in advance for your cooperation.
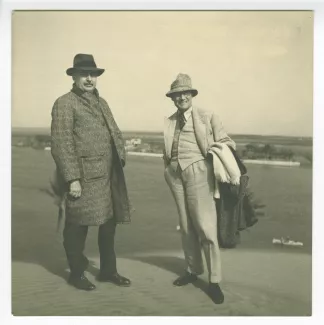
[81,155,108,182]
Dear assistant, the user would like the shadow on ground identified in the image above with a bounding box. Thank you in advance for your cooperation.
[129,255,210,295]
[11,188,99,282]
[12,231,99,282]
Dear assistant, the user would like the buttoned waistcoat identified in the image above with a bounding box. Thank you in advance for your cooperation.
[163,106,236,167]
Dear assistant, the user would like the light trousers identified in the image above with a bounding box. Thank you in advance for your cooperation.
[164,159,222,283]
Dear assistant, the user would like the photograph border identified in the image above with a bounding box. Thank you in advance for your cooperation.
[2,1,323,324]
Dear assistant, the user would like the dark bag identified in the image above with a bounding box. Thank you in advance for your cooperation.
[216,175,250,248]
[215,148,260,248]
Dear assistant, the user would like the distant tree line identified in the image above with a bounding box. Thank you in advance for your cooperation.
[12,134,312,164]
[239,143,295,161]
[12,134,51,149]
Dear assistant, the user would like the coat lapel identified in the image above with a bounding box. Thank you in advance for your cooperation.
[192,106,208,155]
[97,99,126,162]
[98,100,118,142]
[164,114,177,160]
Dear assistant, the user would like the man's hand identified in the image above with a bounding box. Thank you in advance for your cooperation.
[69,180,82,198]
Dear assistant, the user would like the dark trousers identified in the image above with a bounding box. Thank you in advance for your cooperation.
[63,218,117,277]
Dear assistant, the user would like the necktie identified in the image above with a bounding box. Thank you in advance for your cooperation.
[178,112,186,130]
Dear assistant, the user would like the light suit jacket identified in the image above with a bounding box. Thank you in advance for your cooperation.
[163,106,235,167]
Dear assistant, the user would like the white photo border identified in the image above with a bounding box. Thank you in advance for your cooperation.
[1,1,323,324]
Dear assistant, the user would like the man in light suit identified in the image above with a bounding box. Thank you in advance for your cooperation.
[163,73,235,304]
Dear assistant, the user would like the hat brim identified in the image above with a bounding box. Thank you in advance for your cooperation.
[66,67,105,77]
[166,88,198,98]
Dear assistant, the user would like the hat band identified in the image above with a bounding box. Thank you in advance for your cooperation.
[72,67,101,71]
[166,86,198,97]
[74,63,97,69]
[170,86,195,92]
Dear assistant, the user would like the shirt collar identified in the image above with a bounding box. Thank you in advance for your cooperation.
[178,106,193,121]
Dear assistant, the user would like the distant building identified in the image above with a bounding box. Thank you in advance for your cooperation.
[125,144,135,151]
[138,143,151,153]
[126,138,142,146]
[132,138,142,146]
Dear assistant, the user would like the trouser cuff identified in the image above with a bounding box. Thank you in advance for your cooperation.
[209,275,222,283]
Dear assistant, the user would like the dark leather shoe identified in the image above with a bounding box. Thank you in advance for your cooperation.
[173,272,198,286]
[97,273,131,287]
[68,273,96,291]
[208,283,224,304]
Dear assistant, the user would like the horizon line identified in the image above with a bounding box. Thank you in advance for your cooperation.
[11,126,313,138]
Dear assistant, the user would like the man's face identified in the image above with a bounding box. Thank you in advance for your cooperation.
[73,71,98,92]
[171,91,193,112]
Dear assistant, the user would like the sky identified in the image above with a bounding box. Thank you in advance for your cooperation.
[11,10,313,136]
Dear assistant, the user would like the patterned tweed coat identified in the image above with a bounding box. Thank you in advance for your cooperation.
[51,84,131,226]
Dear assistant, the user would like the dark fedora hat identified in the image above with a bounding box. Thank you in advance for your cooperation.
[66,53,105,76]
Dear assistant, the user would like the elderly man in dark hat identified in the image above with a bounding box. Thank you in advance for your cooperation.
[163,73,236,304]
[51,53,132,291]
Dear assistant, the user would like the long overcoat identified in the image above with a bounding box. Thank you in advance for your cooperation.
[51,85,131,226]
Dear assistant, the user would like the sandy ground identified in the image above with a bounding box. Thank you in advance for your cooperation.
[10,150,312,317]
[12,248,311,316]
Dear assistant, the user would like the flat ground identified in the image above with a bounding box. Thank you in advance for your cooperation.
[11,148,312,316]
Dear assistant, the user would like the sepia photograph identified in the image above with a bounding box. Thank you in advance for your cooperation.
[5,4,320,320]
